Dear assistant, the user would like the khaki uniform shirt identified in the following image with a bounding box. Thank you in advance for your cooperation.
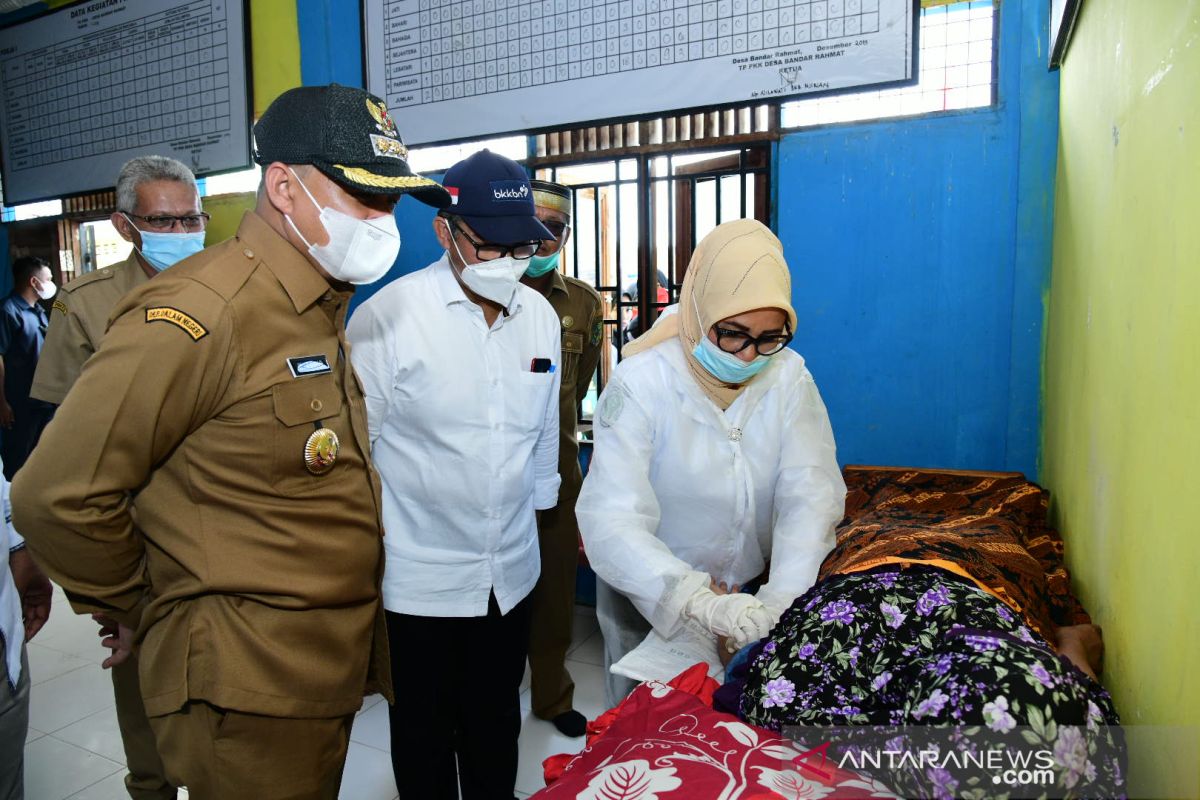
[12,211,390,718]
[30,254,149,404]
[540,271,603,500]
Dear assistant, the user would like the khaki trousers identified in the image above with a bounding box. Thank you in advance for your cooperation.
[149,701,354,800]
[113,654,175,799]
[527,494,580,719]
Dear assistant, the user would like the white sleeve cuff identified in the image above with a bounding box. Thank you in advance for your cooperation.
[533,473,561,511]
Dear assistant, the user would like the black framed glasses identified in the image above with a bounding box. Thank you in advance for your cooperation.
[127,212,210,232]
[536,220,572,256]
[450,219,539,261]
[713,323,793,356]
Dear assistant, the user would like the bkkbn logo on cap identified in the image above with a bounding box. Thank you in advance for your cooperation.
[491,181,529,201]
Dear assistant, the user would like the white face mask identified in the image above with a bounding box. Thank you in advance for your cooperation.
[284,168,401,285]
[445,219,523,307]
[34,277,56,301]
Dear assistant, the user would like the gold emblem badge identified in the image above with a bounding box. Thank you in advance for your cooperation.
[561,315,574,329]
[365,98,400,139]
[304,428,340,475]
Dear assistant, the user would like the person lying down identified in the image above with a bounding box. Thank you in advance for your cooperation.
[716,468,1124,799]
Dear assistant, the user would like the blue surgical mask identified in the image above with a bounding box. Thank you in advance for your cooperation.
[126,214,206,271]
[524,252,559,278]
[692,335,770,384]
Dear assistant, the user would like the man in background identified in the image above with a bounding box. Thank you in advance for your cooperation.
[32,155,206,407]
[0,256,55,479]
[519,179,602,738]
[28,154,205,800]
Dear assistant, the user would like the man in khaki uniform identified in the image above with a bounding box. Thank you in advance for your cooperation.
[13,84,449,799]
[520,179,603,737]
[29,155,205,800]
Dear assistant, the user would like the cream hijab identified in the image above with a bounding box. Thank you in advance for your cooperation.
[624,219,797,410]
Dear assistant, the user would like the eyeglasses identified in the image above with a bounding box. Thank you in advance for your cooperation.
[713,323,793,356]
[536,220,572,256]
[127,213,210,232]
[450,219,539,261]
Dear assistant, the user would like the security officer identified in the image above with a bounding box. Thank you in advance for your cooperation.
[12,84,449,799]
[519,179,603,737]
[29,154,204,800]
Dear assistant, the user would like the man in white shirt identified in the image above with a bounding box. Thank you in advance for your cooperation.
[347,149,560,800]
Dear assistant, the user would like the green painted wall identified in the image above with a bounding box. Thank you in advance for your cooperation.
[1042,1,1200,794]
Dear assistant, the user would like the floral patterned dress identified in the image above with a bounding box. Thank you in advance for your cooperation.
[738,567,1125,799]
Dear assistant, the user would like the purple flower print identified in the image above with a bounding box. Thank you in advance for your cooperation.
[762,641,777,656]
[924,654,953,677]
[762,677,797,709]
[820,600,858,625]
[875,571,899,589]
[964,634,1001,653]
[982,696,1017,733]
[1054,726,1090,789]
[880,601,907,629]
[797,643,816,660]
[912,689,949,720]
[916,585,952,616]
[1030,662,1056,688]
[996,604,1014,623]
[871,671,893,691]
[927,767,959,800]
[848,646,861,667]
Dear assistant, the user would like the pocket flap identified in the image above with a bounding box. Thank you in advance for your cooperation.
[272,376,344,427]
[561,331,584,354]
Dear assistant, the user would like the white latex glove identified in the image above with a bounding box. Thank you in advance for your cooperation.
[682,586,775,649]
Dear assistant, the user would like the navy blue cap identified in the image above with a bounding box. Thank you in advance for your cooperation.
[441,150,552,244]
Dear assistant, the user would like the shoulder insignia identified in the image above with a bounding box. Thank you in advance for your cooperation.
[145,307,208,341]
[591,317,603,347]
[598,384,628,428]
[52,299,69,315]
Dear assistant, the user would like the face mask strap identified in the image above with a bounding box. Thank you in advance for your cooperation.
[288,167,323,213]
[444,217,474,275]
[281,168,324,252]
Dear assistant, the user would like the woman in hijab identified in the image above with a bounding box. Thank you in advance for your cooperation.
[577,219,846,707]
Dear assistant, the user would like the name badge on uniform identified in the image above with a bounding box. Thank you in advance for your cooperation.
[287,354,332,378]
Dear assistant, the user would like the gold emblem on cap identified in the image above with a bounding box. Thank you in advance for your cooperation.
[561,315,574,329]
[365,98,399,138]
[304,428,340,475]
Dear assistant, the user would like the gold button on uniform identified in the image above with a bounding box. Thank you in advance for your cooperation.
[561,315,574,329]
[310,398,323,412]
[243,248,255,259]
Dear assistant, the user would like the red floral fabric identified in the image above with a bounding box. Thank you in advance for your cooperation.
[536,664,897,799]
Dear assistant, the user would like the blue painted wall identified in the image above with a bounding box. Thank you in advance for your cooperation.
[780,0,1058,477]
[296,0,365,88]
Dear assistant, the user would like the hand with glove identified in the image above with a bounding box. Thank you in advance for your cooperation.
[682,583,774,650]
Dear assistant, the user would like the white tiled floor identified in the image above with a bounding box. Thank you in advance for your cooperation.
[22,585,604,799]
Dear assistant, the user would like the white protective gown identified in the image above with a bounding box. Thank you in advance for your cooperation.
[577,336,846,639]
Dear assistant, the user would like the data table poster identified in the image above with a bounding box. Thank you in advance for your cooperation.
[0,0,250,205]
[364,0,917,146]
